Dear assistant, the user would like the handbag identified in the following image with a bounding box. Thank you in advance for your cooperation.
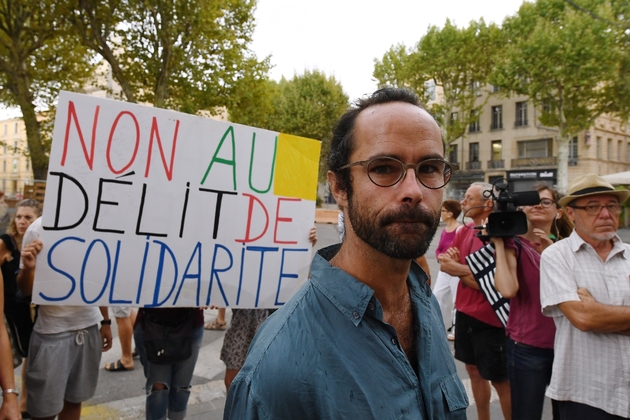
[143,309,195,365]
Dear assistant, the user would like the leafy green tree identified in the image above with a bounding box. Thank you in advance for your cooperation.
[492,0,621,193]
[0,0,93,180]
[374,19,504,148]
[69,0,268,113]
[230,70,349,180]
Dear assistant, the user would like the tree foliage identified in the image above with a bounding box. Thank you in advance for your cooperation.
[230,70,349,180]
[374,19,504,147]
[69,0,269,113]
[491,0,621,193]
[0,0,94,180]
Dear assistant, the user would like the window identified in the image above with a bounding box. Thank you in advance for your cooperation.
[518,139,553,158]
[469,110,480,133]
[569,136,578,165]
[627,143,630,163]
[13,140,17,152]
[618,141,623,162]
[12,159,17,172]
[3,125,6,136]
[491,105,503,130]
[471,81,481,96]
[596,137,601,159]
[14,122,17,134]
[25,159,29,171]
[2,161,5,173]
[608,139,613,160]
[449,144,458,164]
[2,144,5,154]
[450,112,458,126]
[492,85,500,93]
[424,80,436,101]
[469,142,480,162]
[491,140,502,161]
[515,102,528,127]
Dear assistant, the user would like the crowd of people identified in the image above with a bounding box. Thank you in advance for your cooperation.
[2,87,630,420]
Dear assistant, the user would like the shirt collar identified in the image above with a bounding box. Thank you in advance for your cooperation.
[310,244,431,326]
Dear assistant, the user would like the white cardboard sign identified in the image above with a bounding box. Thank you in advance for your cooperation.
[32,91,321,308]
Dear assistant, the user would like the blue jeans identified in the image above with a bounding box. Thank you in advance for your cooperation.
[506,339,559,420]
[134,322,204,420]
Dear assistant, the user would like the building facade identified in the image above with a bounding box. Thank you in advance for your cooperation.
[445,90,630,199]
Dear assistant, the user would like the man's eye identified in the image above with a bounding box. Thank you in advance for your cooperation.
[418,162,443,174]
[369,163,398,175]
[586,205,600,212]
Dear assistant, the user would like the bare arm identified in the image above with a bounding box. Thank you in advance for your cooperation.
[439,247,479,290]
[0,274,20,420]
[491,238,519,298]
[16,239,42,296]
[99,307,112,352]
[558,288,630,333]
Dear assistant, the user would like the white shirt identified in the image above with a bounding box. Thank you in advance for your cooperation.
[540,230,630,417]
[23,218,102,334]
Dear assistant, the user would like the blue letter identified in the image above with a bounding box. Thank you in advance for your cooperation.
[80,239,111,304]
[41,236,85,302]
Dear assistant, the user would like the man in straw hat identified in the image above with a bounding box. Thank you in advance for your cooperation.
[540,173,630,419]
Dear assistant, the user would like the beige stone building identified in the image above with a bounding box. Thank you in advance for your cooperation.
[0,117,34,197]
[445,89,630,199]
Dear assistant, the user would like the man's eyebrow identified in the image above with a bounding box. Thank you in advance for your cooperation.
[366,153,445,162]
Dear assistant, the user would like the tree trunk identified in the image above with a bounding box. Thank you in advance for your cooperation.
[556,134,570,195]
[13,79,48,180]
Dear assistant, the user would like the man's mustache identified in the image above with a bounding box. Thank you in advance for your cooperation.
[379,206,438,227]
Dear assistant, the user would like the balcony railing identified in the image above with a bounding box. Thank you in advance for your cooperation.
[511,157,557,168]
[466,161,482,170]
[487,159,504,169]
[568,157,578,166]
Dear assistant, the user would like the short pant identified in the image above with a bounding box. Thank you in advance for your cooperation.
[454,311,508,382]
[220,308,275,370]
[26,324,102,417]
[111,305,132,318]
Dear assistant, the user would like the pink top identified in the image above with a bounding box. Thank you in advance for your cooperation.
[504,237,556,349]
[436,228,458,259]
[453,223,503,328]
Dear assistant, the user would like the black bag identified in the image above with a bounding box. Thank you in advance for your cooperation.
[143,309,194,365]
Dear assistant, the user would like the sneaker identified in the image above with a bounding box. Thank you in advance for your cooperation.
[447,332,455,341]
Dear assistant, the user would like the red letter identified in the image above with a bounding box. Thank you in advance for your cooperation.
[106,111,140,174]
[235,193,269,243]
[274,197,300,244]
[61,101,99,169]
[144,117,180,181]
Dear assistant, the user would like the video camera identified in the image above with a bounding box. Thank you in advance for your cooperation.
[481,179,541,238]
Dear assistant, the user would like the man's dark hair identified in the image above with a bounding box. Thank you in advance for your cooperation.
[327,87,440,194]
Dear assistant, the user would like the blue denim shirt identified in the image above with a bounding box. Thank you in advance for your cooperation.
[224,245,468,419]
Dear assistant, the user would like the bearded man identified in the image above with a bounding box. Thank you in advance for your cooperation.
[224,88,467,419]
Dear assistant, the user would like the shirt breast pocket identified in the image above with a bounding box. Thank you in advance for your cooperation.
[439,372,469,412]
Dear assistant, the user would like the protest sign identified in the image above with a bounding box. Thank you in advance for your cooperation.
[32,91,321,308]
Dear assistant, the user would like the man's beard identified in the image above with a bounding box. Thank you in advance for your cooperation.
[347,195,440,259]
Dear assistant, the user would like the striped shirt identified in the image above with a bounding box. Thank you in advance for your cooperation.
[540,231,630,418]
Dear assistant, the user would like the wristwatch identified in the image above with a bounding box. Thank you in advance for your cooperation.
[100,319,112,326]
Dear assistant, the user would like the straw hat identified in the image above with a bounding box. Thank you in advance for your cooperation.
[558,173,630,207]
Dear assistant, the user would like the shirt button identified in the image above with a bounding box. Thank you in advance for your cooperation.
[352,311,360,319]
[391,338,397,346]
[368,303,375,311]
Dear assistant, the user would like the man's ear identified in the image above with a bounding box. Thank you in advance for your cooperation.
[327,170,348,208]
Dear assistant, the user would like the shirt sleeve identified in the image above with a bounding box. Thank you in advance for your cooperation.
[223,379,266,420]
[540,243,579,317]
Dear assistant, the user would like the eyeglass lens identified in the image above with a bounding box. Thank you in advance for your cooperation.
[539,199,554,208]
[366,157,451,188]
[584,204,621,215]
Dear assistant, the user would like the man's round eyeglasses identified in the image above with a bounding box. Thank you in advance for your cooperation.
[339,156,458,189]
[569,203,622,216]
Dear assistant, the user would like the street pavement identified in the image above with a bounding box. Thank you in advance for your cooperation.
[13,222,630,419]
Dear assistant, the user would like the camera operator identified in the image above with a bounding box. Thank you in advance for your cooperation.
[440,182,511,420]
[492,183,572,420]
